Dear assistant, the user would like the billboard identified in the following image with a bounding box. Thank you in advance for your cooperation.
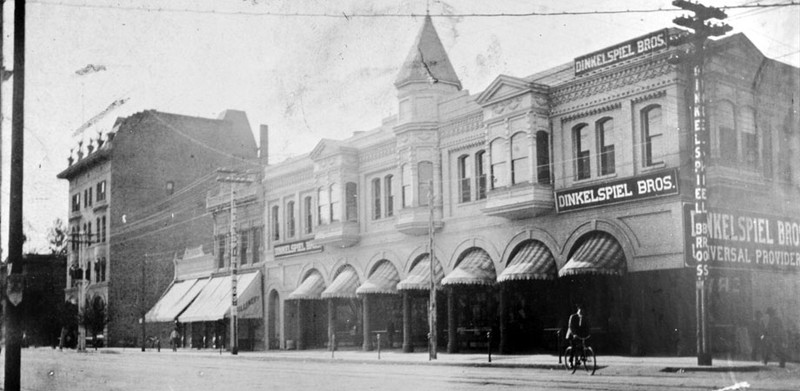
[574,29,670,76]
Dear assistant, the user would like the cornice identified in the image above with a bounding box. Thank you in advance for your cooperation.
[359,141,397,164]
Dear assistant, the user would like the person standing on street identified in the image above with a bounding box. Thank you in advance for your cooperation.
[170,328,180,352]
[762,307,786,367]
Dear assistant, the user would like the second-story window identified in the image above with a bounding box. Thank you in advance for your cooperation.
[597,118,615,176]
[252,226,262,263]
[511,132,530,185]
[87,222,93,245]
[458,155,471,203]
[372,178,381,220]
[401,164,412,208]
[271,205,280,240]
[240,229,249,265]
[96,218,100,243]
[345,182,358,222]
[536,132,551,184]
[286,201,295,238]
[330,183,341,222]
[490,139,507,188]
[418,161,433,206]
[475,150,487,199]
[741,107,759,170]
[304,196,313,234]
[642,105,664,166]
[96,181,106,202]
[384,174,394,217]
[72,193,81,212]
[318,187,330,225]
[101,216,106,242]
[716,101,736,165]
[83,189,89,208]
[217,235,226,268]
[574,124,591,180]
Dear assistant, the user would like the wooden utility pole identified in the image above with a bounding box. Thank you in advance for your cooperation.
[672,0,731,367]
[427,180,437,360]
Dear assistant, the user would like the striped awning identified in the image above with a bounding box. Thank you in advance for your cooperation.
[442,249,496,286]
[321,268,360,299]
[397,255,444,291]
[356,262,400,296]
[177,272,260,323]
[559,233,626,277]
[145,278,209,323]
[288,272,326,300]
[498,242,556,282]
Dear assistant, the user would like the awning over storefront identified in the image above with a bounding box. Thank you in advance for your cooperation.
[442,249,496,286]
[177,271,261,323]
[287,271,326,300]
[321,267,360,299]
[356,262,400,295]
[497,241,557,282]
[145,278,209,323]
[397,255,444,291]
[559,233,626,277]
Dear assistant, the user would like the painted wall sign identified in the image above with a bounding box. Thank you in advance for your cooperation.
[683,204,800,272]
[274,240,323,258]
[555,169,679,213]
[574,29,670,76]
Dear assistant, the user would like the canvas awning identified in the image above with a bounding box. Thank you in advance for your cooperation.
[287,272,326,300]
[177,271,261,323]
[559,233,626,277]
[442,249,496,286]
[145,278,209,323]
[497,241,557,282]
[321,268,360,299]
[397,255,444,291]
[356,262,400,296]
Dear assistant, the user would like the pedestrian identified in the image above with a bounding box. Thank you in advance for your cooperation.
[170,328,180,352]
[749,310,764,361]
[762,307,786,367]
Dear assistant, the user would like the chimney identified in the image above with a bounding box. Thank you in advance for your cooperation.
[259,124,269,165]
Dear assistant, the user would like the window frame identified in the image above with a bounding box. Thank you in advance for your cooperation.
[457,154,472,203]
[596,117,616,176]
[642,105,664,167]
[573,123,591,180]
[510,132,530,185]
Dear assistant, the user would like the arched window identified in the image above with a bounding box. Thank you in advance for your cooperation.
[490,139,507,188]
[418,161,433,206]
[271,205,280,241]
[401,164,412,208]
[330,183,341,222]
[740,107,758,170]
[303,196,313,234]
[716,101,736,164]
[384,174,394,217]
[345,182,358,222]
[317,187,329,225]
[573,123,591,180]
[536,132,551,184]
[286,201,295,238]
[475,150,487,199]
[597,118,615,175]
[458,154,471,203]
[511,132,530,184]
[372,178,381,220]
[642,105,664,166]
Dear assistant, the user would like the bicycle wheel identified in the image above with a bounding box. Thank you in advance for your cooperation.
[584,346,596,375]
[563,346,574,371]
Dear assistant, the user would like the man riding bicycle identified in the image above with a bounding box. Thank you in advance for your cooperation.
[565,304,590,366]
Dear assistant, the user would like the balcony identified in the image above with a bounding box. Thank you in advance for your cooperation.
[206,185,259,209]
[481,182,554,219]
[311,221,360,248]
[394,206,443,236]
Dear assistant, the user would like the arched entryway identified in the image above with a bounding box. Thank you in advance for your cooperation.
[267,290,280,349]
[396,253,445,353]
[441,248,497,353]
[321,265,362,349]
[286,270,327,350]
[356,260,402,351]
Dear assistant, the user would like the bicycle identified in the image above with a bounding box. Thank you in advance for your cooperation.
[563,336,596,375]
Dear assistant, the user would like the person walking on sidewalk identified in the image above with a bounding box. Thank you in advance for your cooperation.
[762,307,786,367]
[170,328,180,352]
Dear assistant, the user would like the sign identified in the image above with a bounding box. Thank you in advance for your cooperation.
[555,169,679,213]
[274,240,323,258]
[574,29,670,75]
[683,204,800,272]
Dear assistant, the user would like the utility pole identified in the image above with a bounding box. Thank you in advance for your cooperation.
[5,1,25,390]
[672,0,731,367]
[427,180,437,360]
[141,253,147,352]
[217,169,255,355]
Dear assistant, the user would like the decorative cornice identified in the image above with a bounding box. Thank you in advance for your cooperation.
[631,89,667,104]
[359,141,397,163]
[269,168,314,189]
[444,135,485,152]
[560,102,622,124]
[440,113,483,139]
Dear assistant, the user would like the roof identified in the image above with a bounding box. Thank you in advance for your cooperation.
[394,14,461,90]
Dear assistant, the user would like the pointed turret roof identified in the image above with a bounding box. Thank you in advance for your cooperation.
[394,14,461,90]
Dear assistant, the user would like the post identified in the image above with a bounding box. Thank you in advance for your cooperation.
[487,330,492,363]
[141,253,147,352]
[362,295,373,351]
[377,333,381,359]
[499,284,508,354]
[402,291,412,353]
[427,180,437,360]
[446,288,456,353]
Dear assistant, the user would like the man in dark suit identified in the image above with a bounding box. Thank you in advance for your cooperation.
[566,304,590,366]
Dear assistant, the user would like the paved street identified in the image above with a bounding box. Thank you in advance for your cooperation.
[2,348,798,390]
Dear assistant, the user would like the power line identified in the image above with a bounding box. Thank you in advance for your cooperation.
[28,1,800,18]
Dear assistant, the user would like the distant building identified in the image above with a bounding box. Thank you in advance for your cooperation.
[57,109,258,347]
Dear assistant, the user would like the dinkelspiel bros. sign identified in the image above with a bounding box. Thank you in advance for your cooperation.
[556,169,679,213]
[684,205,800,272]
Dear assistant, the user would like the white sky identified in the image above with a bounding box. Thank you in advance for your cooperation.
[1,0,798,253]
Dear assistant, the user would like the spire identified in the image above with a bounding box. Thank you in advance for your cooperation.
[394,14,461,90]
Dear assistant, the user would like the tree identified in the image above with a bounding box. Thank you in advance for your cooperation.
[47,218,68,256]
[82,296,108,348]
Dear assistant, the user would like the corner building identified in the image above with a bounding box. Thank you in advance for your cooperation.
[262,17,800,358]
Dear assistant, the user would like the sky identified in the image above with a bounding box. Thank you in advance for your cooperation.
[1,0,798,254]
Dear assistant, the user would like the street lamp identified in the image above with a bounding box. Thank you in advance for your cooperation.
[216,168,256,355]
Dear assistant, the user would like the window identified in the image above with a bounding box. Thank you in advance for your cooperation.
[490,139,507,188]
[240,229,249,265]
[217,235,226,268]
[271,205,280,241]
[286,201,295,238]
[401,164,412,208]
[345,182,358,222]
[83,189,88,208]
[573,124,591,180]
[330,183,342,222]
[597,118,615,175]
[101,216,106,242]
[166,181,175,196]
[384,175,394,217]
[475,150,487,199]
[252,227,262,263]
[94,257,107,282]
[642,105,664,166]
[418,161,433,206]
[87,188,92,207]
[458,155,471,203]
[741,107,759,170]
[536,132,551,184]
[372,178,381,220]
[95,218,100,243]
[87,222,92,245]
[779,123,793,183]
[71,226,78,251]
[72,193,80,212]
[304,196,313,234]
[96,181,106,202]
[716,102,737,165]
[762,124,772,178]
[511,132,530,184]
[318,187,330,225]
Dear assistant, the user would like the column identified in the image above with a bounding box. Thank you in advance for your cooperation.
[499,284,509,354]
[296,301,304,350]
[447,288,458,353]
[362,295,373,351]
[327,299,335,351]
[402,291,413,353]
